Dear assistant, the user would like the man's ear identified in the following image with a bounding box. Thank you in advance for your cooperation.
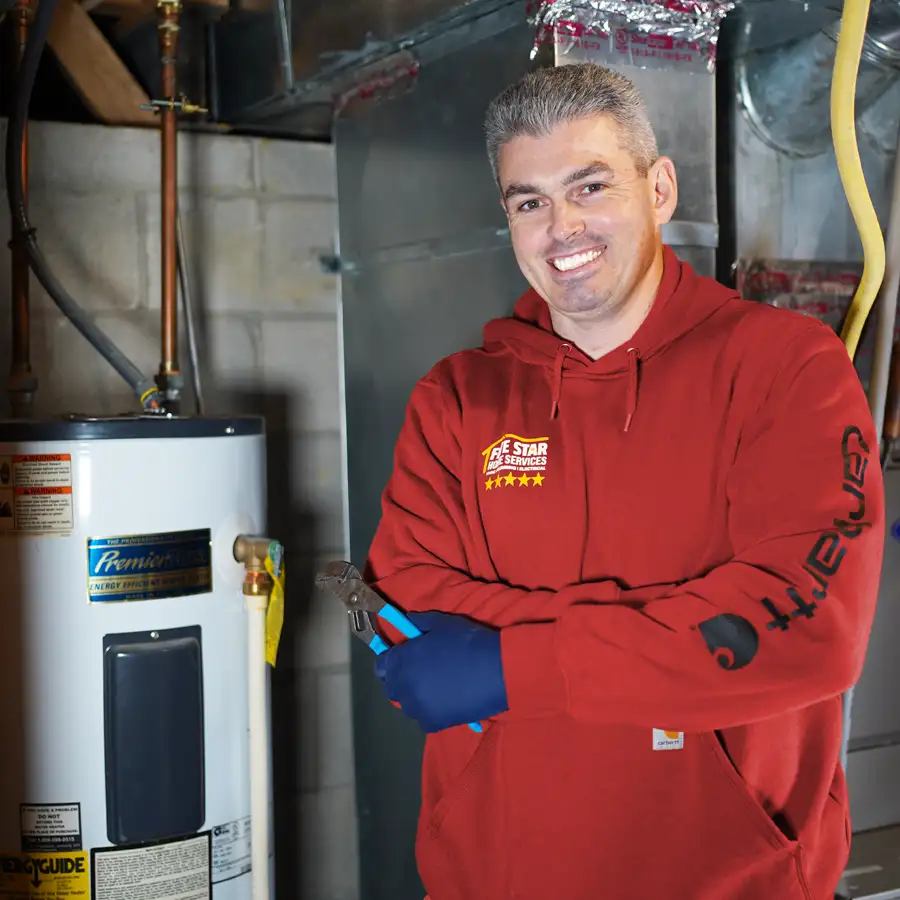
[649,156,678,226]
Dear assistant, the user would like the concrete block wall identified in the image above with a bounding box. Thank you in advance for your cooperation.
[0,119,359,900]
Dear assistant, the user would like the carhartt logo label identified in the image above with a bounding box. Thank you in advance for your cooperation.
[481,434,549,491]
[652,729,684,751]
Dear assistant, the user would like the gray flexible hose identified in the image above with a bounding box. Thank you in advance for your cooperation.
[5,0,158,409]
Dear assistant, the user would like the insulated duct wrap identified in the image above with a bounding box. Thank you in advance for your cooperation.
[529,0,734,73]
[736,258,899,389]
[524,0,725,275]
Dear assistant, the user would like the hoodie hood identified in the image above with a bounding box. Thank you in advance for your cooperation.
[482,245,738,429]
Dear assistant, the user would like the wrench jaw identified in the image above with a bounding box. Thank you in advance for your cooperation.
[349,607,379,647]
[315,559,483,732]
[318,560,358,583]
[315,560,386,650]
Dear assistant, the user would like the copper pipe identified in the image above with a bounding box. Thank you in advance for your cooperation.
[157,0,181,389]
[9,0,35,417]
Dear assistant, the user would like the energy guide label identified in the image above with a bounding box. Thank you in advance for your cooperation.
[0,455,74,535]
[0,850,89,899]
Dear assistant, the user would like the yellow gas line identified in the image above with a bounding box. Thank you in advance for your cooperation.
[833,0,886,361]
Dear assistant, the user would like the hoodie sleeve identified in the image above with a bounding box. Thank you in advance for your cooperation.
[366,369,613,637]
[501,322,886,730]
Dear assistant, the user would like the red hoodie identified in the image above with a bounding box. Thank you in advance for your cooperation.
[365,245,885,900]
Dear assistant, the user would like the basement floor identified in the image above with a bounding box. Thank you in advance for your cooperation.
[843,825,900,899]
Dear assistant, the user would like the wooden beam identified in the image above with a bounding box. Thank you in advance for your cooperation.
[47,0,158,127]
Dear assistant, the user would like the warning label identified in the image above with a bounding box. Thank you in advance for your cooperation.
[211,817,250,884]
[91,833,210,900]
[0,851,89,899]
[0,455,73,535]
[20,805,82,852]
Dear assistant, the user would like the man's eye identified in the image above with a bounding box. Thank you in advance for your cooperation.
[518,199,542,212]
[582,183,607,195]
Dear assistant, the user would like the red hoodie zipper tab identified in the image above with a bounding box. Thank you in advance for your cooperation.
[549,343,571,419]
[624,347,641,433]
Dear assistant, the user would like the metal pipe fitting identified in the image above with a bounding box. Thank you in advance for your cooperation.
[233,535,276,570]
[233,535,279,597]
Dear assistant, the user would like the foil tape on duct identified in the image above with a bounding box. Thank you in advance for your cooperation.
[528,0,735,73]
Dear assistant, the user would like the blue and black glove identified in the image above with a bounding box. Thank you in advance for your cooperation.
[374,611,509,733]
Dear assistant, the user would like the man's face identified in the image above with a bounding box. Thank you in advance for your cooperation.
[498,115,677,321]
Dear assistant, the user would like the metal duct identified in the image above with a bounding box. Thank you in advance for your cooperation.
[214,0,741,132]
[737,0,900,157]
[527,0,734,278]
[214,0,513,129]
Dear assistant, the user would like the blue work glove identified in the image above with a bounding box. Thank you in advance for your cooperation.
[374,611,509,733]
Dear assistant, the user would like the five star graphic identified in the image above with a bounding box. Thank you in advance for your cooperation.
[484,472,545,490]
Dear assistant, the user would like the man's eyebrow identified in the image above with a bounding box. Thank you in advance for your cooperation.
[562,161,613,186]
[502,161,614,202]
[502,182,540,202]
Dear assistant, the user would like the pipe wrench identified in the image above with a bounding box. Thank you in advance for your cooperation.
[315,560,482,733]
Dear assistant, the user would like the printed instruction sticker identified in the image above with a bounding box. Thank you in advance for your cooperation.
[0,850,89,899]
[91,832,211,900]
[652,729,685,751]
[0,455,74,535]
[211,817,251,884]
[20,805,82,853]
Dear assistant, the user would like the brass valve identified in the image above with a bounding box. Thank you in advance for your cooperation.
[233,536,279,597]
[139,96,209,115]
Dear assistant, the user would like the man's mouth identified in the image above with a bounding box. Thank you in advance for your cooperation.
[548,247,605,273]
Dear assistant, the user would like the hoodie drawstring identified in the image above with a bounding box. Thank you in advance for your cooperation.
[549,342,640,428]
[549,343,571,419]
[624,348,640,433]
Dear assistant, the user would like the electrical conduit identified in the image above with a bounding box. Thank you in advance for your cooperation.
[866,120,900,455]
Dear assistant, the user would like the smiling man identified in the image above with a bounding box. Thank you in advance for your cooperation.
[365,63,885,900]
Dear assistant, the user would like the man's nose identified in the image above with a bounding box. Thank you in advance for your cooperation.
[548,201,585,242]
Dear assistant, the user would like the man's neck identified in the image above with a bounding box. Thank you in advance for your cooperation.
[549,248,664,361]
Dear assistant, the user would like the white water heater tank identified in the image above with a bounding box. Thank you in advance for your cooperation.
[0,415,271,900]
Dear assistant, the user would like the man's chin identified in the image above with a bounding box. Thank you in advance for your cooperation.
[545,281,613,317]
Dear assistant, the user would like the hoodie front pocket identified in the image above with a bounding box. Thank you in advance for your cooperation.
[704,731,799,854]
[417,724,507,900]
[499,721,811,900]
[425,723,502,835]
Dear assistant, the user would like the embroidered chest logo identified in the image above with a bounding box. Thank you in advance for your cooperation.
[481,434,549,491]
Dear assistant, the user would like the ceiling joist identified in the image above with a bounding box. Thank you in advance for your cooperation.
[48,0,157,126]
[40,0,228,127]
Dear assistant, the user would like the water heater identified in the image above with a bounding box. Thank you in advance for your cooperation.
[0,414,271,900]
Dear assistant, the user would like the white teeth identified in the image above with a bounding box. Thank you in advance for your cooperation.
[552,248,603,272]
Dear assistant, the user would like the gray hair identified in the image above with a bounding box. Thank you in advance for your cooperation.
[484,63,659,183]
